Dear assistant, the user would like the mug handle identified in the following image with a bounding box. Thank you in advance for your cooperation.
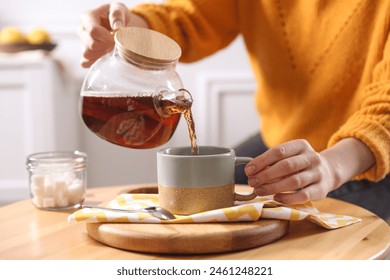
[234,157,257,201]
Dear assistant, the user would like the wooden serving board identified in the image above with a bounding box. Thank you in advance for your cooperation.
[85,185,289,254]
[86,219,288,254]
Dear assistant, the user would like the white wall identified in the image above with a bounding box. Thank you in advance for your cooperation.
[0,1,257,192]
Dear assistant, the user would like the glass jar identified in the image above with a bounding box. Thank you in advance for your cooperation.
[26,151,87,210]
[80,27,192,149]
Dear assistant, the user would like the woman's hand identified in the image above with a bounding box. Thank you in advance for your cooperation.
[78,2,148,68]
[245,138,375,205]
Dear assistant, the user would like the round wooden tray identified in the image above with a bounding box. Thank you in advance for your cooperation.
[86,185,289,254]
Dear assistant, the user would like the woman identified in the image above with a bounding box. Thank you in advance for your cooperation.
[78,1,390,219]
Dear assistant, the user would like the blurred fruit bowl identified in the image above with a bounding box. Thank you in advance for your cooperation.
[0,26,55,53]
[0,42,56,53]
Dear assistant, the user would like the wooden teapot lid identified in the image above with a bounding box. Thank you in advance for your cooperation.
[114,27,181,66]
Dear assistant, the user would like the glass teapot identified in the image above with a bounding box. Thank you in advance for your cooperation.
[80,27,193,149]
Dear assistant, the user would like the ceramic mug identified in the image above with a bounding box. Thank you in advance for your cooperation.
[157,146,257,215]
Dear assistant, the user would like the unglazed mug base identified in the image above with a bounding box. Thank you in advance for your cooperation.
[158,183,235,215]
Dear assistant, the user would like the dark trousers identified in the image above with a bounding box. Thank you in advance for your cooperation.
[234,133,390,220]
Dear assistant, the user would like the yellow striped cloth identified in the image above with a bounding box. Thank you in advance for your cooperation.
[68,193,360,229]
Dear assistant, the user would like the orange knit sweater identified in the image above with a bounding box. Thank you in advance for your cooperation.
[132,0,390,181]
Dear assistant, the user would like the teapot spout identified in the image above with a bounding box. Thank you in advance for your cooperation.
[154,86,193,118]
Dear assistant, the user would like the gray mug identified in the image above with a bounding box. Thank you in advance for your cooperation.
[157,146,257,215]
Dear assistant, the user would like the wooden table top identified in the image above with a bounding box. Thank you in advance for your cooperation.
[1,184,389,260]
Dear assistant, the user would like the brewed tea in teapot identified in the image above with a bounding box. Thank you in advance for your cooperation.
[80,27,197,152]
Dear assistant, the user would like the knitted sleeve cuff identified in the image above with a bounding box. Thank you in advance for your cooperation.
[328,117,390,181]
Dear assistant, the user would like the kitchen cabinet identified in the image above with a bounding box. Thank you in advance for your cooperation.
[0,54,81,205]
